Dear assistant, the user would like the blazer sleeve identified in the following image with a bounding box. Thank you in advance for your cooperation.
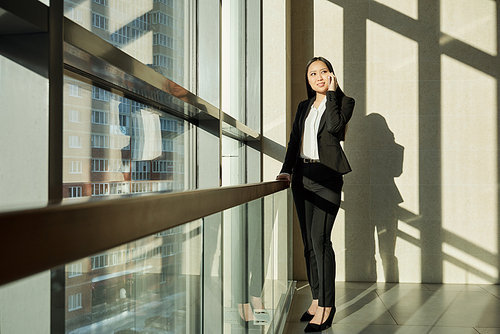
[325,90,355,134]
[279,99,309,175]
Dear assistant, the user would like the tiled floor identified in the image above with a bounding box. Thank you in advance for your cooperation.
[283,281,500,334]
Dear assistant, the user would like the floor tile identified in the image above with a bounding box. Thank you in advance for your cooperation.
[318,324,432,334]
[335,281,380,291]
[478,285,500,299]
[477,329,500,334]
[376,289,461,325]
[427,327,483,334]
[375,283,432,292]
[283,323,480,334]
[423,283,484,292]
[335,289,397,325]
[284,283,500,334]
[435,291,500,328]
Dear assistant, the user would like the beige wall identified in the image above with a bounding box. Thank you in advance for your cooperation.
[289,0,499,284]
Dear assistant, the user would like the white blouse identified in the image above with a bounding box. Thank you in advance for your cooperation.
[301,97,326,159]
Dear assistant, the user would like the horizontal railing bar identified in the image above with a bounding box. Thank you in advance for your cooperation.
[0,181,288,287]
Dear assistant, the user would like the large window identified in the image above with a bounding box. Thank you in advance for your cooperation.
[69,161,82,174]
[91,13,109,31]
[91,135,109,148]
[68,136,82,148]
[68,110,81,123]
[68,263,82,278]
[68,187,82,198]
[92,87,110,101]
[68,84,82,97]
[92,110,109,125]
[92,183,109,196]
[91,254,108,269]
[59,2,271,334]
[68,293,82,311]
[3,2,294,334]
[92,159,109,172]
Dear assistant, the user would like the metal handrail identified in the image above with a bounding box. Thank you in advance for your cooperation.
[0,181,288,286]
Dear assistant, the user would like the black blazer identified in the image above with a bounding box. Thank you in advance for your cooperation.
[280,90,355,180]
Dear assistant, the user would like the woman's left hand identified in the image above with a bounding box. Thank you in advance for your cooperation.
[328,73,338,91]
[276,173,291,187]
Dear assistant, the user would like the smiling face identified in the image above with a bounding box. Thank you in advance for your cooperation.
[307,60,330,95]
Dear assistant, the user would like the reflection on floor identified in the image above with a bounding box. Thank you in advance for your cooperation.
[284,281,500,334]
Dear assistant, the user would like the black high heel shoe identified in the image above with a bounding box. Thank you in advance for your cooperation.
[300,310,314,322]
[304,308,335,332]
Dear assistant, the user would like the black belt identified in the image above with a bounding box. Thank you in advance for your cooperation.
[303,158,320,163]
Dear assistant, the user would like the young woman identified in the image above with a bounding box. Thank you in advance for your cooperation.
[276,57,354,332]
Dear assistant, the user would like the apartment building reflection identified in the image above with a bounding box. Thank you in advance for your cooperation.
[62,0,189,331]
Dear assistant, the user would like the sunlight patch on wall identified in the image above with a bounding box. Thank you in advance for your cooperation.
[393,220,421,282]
[314,0,344,85]
[374,0,418,20]
[443,242,498,284]
[332,208,346,281]
[398,220,420,241]
[441,54,498,282]
[440,0,497,56]
[366,20,419,217]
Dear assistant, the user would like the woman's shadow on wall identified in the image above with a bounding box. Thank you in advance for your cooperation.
[345,113,404,283]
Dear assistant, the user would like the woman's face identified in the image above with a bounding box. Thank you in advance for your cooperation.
[307,60,330,95]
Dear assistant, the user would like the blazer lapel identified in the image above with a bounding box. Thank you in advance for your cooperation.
[300,98,315,131]
[317,112,327,135]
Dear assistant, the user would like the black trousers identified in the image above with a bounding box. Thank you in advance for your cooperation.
[292,162,343,308]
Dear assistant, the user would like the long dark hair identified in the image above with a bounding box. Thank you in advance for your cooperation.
[305,56,344,99]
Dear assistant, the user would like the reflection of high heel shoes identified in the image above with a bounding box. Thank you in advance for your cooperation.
[300,310,314,322]
[304,309,334,332]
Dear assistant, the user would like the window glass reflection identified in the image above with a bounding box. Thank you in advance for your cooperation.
[64,0,193,89]
[63,76,191,198]
[64,222,201,333]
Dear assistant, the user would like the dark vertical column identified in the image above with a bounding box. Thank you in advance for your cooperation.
[290,0,314,281]
[418,0,443,283]
[49,1,66,333]
[49,0,64,202]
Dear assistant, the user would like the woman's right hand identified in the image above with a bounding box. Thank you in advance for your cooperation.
[276,173,291,187]
[328,73,338,91]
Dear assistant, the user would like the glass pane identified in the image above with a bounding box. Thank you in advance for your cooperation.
[64,221,201,333]
[63,0,195,90]
[220,0,261,132]
[197,0,220,109]
[221,0,245,124]
[63,76,193,199]
[214,190,291,334]
[60,189,290,334]
[222,135,245,186]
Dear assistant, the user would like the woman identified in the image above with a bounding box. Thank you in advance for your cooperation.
[276,57,354,332]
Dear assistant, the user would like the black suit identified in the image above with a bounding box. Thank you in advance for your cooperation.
[280,90,354,177]
[280,89,354,308]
